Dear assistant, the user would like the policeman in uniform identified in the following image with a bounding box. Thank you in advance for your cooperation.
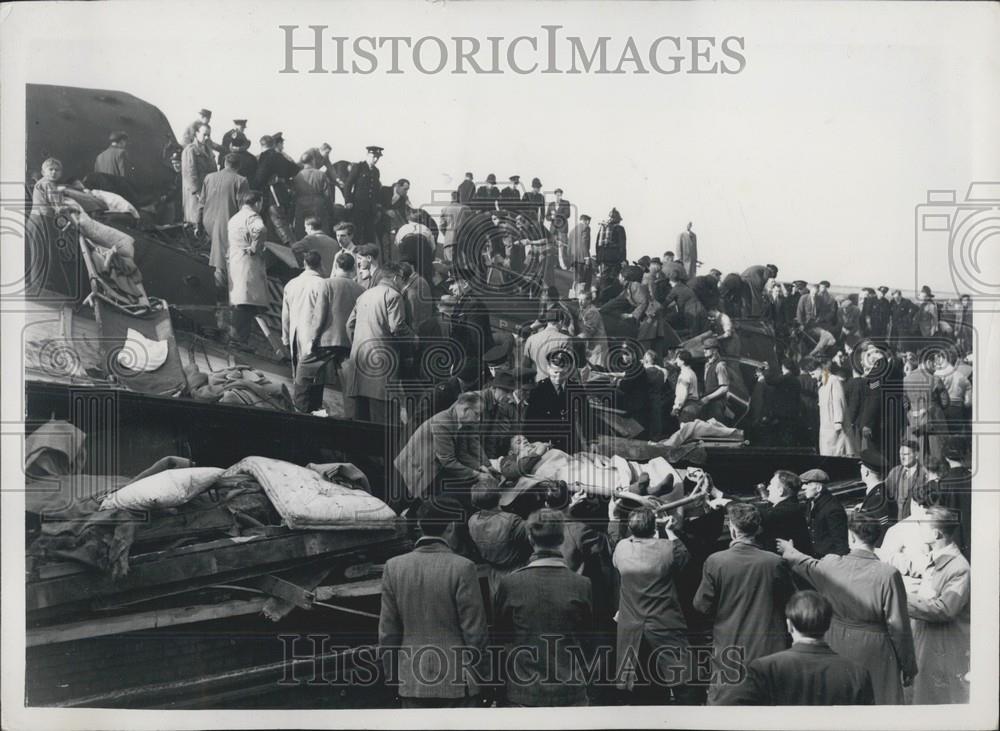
[219,119,249,167]
[500,175,522,201]
[524,348,591,454]
[344,145,383,245]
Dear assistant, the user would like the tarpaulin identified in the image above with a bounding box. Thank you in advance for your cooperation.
[97,301,186,396]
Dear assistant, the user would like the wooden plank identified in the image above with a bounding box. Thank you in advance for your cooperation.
[26,597,269,647]
[52,646,369,709]
[315,578,382,599]
[314,564,490,600]
[27,529,402,612]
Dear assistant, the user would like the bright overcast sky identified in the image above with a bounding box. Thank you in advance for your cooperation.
[2,0,999,296]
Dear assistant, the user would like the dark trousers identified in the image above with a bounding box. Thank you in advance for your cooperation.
[352,208,378,245]
[292,347,346,413]
[231,305,263,344]
[345,395,397,424]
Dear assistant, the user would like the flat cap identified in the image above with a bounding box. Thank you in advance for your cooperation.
[798,468,830,483]
[233,118,247,125]
[366,145,384,155]
[819,280,831,287]
[793,279,807,287]
[199,108,212,117]
[508,174,520,182]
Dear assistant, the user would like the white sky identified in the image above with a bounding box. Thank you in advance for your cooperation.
[2,0,999,296]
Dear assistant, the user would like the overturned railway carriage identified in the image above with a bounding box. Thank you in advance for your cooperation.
[22,83,864,708]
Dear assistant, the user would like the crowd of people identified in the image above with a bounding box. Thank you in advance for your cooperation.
[379,453,971,707]
[28,109,977,709]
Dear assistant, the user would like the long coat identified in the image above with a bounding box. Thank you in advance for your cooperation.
[181,141,218,224]
[758,498,813,555]
[613,536,690,690]
[546,199,572,236]
[393,403,489,500]
[817,374,851,456]
[379,537,489,699]
[457,178,476,204]
[281,269,358,362]
[888,297,916,343]
[567,221,591,266]
[869,297,891,336]
[786,548,917,704]
[906,544,970,704]
[226,206,269,307]
[722,642,875,705]
[693,539,795,704]
[677,229,698,281]
[915,301,940,337]
[594,221,627,264]
[345,282,411,401]
[805,489,849,557]
[842,375,866,456]
[740,265,770,317]
[523,378,591,453]
[494,554,594,706]
[344,160,382,213]
[201,168,249,273]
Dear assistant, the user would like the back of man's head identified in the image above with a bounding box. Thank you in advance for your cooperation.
[526,508,565,549]
[924,505,960,544]
[848,513,883,548]
[335,251,356,273]
[727,502,761,537]
[472,484,501,510]
[785,590,833,639]
[417,498,464,537]
[303,250,323,271]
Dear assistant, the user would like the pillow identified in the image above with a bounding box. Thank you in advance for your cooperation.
[100,467,224,511]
